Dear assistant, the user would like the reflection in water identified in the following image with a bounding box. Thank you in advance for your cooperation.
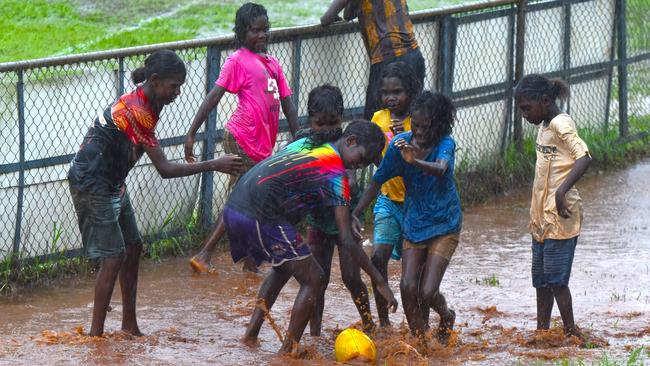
[1,160,649,365]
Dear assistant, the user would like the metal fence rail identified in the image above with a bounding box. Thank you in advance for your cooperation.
[0,0,647,266]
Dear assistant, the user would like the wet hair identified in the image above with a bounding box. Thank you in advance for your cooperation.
[233,3,268,48]
[292,84,345,147]
[308,84,344,125]
[410,91,456,148]
[378,61,422,102]
[301,120,385,165]
[514,74,570,103]
[131,50,186,84]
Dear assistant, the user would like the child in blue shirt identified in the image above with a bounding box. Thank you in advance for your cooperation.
[353,91,461,347]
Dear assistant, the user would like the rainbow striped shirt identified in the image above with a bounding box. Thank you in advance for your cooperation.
[227,138,350,225]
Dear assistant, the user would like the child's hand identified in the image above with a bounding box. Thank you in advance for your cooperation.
[394,138,415,164]
[390,119,405,135]
[376,281,398,313]
[351,215,364,240]
[555,190,572,218]
[184,135,197,163]
[211,154,243,175]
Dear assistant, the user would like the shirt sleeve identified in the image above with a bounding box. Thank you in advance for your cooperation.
[273,58,292,99]
[372,138,402,185]
[321,174,351,207]
[552,116,590,160]
[436,136,456,163]
[216,56,245,93]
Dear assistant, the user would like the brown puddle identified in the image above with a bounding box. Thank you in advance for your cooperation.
[1,159,650,365]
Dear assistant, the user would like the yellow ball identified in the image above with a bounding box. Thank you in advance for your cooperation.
[334,328,377,362]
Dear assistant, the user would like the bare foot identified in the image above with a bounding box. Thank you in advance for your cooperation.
[189,256,210,274]
[438,309,456,345]
[241,257,259,273]
[121,326,144,337]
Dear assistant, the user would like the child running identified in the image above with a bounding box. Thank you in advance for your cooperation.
[515,74,591,339]
[353,91,461,347]
[185,2,299,273]
[68,50,243,336]
[368,61,420,328]
[300,85,374,336]
[224,121,398,354]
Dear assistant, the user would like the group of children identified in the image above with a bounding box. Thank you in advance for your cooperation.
[68,1,592,356]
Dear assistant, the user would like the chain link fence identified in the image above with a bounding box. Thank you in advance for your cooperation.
[0,0,647,268]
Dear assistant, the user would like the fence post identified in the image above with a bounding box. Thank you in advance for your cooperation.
[616,0,628,138]
[198,46,221,230]
[117,57,125,98]
[500,4,517,155]
[437,15,457,96]
[292,37,302,127]
[513,0,528,153]
[562,0,572,112]
[12,70,26,271]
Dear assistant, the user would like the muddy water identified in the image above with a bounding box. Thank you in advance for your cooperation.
[1,160,649,365]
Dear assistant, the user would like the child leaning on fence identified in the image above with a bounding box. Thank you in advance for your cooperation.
[184,2,299,274]
[353,91,461,348]
[515,74,591,340]
[68,50,243,337]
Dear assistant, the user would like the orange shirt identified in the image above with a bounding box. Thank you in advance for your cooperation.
[358,0,419,64]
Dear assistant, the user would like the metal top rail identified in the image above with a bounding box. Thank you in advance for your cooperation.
[0,0,517,73]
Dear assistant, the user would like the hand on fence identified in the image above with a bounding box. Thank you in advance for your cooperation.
[211,154,243,175]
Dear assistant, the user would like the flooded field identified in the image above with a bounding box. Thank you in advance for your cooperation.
[1,159,649,365]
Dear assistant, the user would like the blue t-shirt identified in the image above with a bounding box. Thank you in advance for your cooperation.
[372,132,462,242]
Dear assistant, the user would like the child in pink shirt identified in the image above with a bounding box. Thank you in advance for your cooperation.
[185,3,299,273]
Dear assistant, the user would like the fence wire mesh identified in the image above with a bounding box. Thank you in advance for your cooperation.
[0,0,647,266]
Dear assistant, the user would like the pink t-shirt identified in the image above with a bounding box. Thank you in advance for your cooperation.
[217,47,292,162]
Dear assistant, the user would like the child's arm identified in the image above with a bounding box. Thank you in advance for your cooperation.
[184,86,227,162]
[394,138,448,176]
[145,143,242,179]
[334,206,398,312]
[321,0,352,26]
[556,154,591,218]
[280,96,299,138]
[351,180,381,238]
[343,0,359,21]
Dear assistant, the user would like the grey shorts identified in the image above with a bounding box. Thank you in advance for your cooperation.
[70,187,142,259]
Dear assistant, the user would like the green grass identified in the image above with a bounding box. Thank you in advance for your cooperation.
[0,0,468,63]
[455,120,650,205]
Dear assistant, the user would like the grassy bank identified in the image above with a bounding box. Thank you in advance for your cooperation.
[0,0,466,63]
[457,116,650,206]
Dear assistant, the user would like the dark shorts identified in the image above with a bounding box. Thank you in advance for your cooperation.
[222,128,257,192]
[69,187,142,259]
[223,206,310,267]
[307,225,339,250]
[531,236,578,288]
[364,48,426,119]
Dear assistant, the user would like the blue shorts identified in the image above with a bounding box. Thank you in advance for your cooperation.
[373,194,403,260]
[531,236,578,288]
[223,206,310,267]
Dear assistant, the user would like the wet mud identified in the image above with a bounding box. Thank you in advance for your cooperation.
[1,160,649,365]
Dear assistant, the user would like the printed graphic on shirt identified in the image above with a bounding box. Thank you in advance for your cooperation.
[536,144,558,161]
[227,138,350,225]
